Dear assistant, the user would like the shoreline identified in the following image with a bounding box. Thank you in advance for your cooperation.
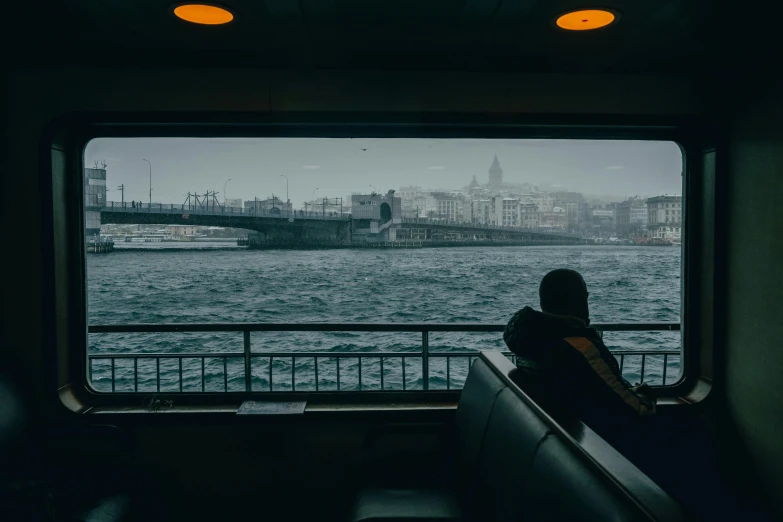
[95,242,676,253]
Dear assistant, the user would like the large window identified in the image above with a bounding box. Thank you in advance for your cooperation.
[83,138,684,394]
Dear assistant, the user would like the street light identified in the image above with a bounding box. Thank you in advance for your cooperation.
[280,175,289,215]
[142,158,152,206]
[309,188,319,215]
[223,178,232,206]
[280,175,289,203]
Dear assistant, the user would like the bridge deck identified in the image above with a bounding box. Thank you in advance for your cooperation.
[100,202,580,241]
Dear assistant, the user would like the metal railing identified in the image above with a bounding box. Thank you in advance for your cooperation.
[103,202,349,221]
[87,323,680,393]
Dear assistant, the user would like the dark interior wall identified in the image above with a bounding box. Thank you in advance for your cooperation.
[1,67,701,519]
[725,90,783,519]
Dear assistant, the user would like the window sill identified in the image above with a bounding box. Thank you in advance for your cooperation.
[85,401,459,415]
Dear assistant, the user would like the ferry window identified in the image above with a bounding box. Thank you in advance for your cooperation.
[83,138,684,394]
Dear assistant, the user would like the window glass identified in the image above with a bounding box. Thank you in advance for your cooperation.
[84,138,683,393]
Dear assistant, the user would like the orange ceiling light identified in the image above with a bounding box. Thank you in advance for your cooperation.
[173,4,235,25]
[556,9,616,31]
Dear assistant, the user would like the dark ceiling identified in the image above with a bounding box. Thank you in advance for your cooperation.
[4,0,781,77]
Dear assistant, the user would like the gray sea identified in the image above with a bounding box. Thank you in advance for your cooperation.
[87,245,681,393]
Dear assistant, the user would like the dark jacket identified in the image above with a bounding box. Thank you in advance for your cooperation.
[504,307,656,440]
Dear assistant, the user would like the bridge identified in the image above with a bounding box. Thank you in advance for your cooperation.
[395,217,579,242]
[99,201,581,245]
[100,201,351,243]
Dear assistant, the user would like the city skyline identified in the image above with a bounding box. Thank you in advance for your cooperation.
[85,138,683,205]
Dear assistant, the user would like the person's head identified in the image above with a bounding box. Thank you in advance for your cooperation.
[539,269,590,324]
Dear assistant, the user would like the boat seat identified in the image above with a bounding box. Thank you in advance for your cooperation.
[520,433,644,522]
[73,494,132,522]
[471,388,550,522]
[0,373,138,522]
[351,352,687,522]
[352,358,506,522]
[351,489,461,522]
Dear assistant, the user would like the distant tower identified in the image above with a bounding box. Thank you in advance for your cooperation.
[489,154,503,188]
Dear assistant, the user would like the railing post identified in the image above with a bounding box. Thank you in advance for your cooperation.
[640,354,646,383]
[244,330,251,392]
[662,354,668,386]
[422,330,429,391]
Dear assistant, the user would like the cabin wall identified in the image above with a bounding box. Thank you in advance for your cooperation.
[724,90,783,518]
[1,67,701,518]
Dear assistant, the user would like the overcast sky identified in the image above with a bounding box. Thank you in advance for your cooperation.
[85,138,682,205]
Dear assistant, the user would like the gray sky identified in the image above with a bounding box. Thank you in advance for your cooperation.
[85,138,682,205]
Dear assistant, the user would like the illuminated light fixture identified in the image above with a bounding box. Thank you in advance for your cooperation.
[556,9,617,31]
[173,4,234,25]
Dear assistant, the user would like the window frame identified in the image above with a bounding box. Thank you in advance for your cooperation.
[42,113,715,412]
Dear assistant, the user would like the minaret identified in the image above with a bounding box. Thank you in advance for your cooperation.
[489,154,503,188]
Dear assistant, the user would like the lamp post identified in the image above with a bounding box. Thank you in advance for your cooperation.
[280,175,289,215]
[142,158,152,206]
[311,188,319,216]
[223,178,232,207]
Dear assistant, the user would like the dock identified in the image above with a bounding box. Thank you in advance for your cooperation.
[87,237,115,253]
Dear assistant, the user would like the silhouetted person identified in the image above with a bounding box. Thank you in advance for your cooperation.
[504,269,772,521]
[131,201,136,208]
[504,269,656,428]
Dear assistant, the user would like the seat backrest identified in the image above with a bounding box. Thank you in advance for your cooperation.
[520,434,646,522]
[455,358,507,473]
[473,387,551,522]
[454,358,507,517]
[476,351,686,522]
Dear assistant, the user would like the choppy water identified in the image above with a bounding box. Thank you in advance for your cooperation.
[87,245,681,393]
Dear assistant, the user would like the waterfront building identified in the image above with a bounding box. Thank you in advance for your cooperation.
[520,203,540,228]
[646,195,683,240]
[529,194,555,213]
[591,209,616,230]
[351,190,402,241]
[539,207,568,229]
[431,192,465,222]
[616,197,648,236]
[84,167,107,238]
[398,186,420,201]
[224,198,243,209]
[499,197,520,227]
[469,199,492,225]
[398,186,433,218]
[243,197,293,214]
[166,225,198,237]
[563,201,589,230]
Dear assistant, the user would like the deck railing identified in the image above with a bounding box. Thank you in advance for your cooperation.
[87,323,680,393]
[103,201,349,221]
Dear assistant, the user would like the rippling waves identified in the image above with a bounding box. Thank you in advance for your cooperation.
[87,245,682,391]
